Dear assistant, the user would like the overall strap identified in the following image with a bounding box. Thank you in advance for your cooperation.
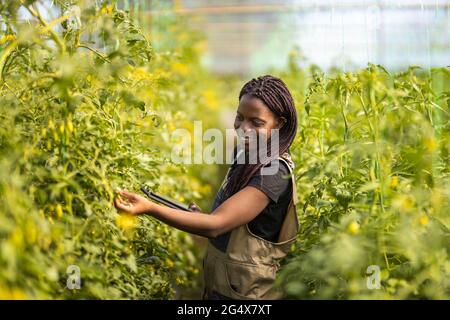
[278,152,299,205]
[219,150,298,205]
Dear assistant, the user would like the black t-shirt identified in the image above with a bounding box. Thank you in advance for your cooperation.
[209,158,293,252]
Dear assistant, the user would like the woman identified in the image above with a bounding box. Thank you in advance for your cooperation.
[113,75,299,300]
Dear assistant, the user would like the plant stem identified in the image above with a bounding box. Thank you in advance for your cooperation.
[77,44,111,63]
[0,41,18,82]
[20,1,66,54]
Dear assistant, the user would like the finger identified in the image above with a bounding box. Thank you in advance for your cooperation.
[114,198,123,210]
[119,189,137,199]
[189,202,201,211]
[114,198,130,210]
[119,191,136,201]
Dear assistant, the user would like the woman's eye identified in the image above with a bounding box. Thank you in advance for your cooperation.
[252,121,263,127]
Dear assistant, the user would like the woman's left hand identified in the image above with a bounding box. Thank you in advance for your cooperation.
[113,189,153,215]
[188,202,202,212]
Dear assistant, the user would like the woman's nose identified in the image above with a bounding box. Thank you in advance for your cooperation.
[239,123,252,134]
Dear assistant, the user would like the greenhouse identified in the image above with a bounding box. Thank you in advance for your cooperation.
[0,0,448,305]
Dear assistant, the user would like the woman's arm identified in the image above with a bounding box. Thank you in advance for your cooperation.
[113,187,270,238]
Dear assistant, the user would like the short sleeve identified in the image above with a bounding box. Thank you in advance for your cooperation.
[247,159,291,203]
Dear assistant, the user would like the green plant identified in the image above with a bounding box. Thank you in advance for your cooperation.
[0,0,204,299]
[275,64,450,299]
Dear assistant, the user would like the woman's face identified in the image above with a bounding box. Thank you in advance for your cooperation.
[234,94,285,149]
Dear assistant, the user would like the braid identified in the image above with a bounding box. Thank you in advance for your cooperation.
[223,75,298,198]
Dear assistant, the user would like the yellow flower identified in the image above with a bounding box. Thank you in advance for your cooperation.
[0,34,15,45]
[171,62,188,75]
[11,229,24,248]
[100,5,113,15]
[347,221,360,235]
[419,214,429,226]
[0,287,27,300]
[424,136,436,153]
[56,204,63,219]
[390,175,398,188]
[115,214,138,231]
[67,118,74,133]
[202,90,218,110]
[392,194,414,212]
[133,67,148,80]
[165,258,174,268]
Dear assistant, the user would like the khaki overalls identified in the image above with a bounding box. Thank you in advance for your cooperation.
[202,152,299,300]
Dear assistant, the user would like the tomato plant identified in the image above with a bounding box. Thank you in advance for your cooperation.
[275,61,450,299]
[0,0,211,299]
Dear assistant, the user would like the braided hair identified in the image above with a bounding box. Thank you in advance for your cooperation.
[222,75,297,198]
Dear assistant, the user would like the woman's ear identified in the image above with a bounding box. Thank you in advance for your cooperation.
[277,116,287,129]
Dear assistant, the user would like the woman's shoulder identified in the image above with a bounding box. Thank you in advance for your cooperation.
[248,158,292,203]
[261,157,291,175]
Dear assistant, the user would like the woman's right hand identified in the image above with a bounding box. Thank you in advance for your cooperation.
[113,189,154,216]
